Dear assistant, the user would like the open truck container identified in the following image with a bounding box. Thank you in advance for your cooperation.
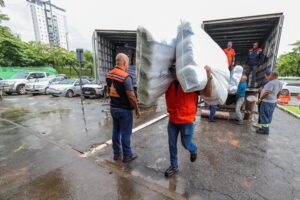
[92,13,284,117]
[92,30,137,91]
[202,13,284,119]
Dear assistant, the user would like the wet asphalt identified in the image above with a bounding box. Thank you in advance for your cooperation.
[0,95,299,200]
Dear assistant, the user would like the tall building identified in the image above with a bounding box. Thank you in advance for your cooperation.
[27,0,69,49]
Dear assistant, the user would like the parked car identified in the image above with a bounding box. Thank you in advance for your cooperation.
[2,72,49,95]
[82,79,105,98]
[282,82,300,95]
[25,76,65,95]
[47,78,90,97]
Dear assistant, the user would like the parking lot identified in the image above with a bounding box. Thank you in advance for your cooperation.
[1,95,300,200]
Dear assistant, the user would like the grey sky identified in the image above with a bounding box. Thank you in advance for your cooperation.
[2,0,299,55]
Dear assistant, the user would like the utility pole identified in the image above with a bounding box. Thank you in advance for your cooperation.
[76,49,84,101]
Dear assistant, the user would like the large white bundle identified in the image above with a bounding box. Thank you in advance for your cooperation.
[176,21,230,105]
[228,65,244,94]
[136,27,176,106]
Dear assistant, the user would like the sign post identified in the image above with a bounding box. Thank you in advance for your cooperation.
[76,49,85,101]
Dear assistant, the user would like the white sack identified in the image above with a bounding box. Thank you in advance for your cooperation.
[136,26,176,106]
[228,65,243,94]
[176,21,230,105]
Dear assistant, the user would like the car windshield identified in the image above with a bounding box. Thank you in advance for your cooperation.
[12,72,29,79]
[58,79,76,85]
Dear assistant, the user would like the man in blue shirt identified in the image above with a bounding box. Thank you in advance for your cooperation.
[246,42,264,88]
[235,75,248,125]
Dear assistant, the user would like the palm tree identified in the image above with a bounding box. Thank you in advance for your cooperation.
[0,0,5,7]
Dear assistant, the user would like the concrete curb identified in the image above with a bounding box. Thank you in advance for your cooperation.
[277,104,300,119]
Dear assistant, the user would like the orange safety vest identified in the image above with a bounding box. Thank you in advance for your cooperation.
[106,67,132,109]
[224,48,236,67]
[106,67,129,83]
[166,81,198,124]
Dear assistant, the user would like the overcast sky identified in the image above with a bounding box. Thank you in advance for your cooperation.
[2,0,299,55]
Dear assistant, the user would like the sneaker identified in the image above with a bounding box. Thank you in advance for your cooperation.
[209,119,216,122]
[113,154,121,161]
[122,153,138,163]
[252,123,262,128]
[256,128,269,135]
[164,166,178,177]
[190,152,197,162]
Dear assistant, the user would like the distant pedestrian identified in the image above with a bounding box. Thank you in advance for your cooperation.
[246,42,264,88]
[106,53,140,162]
[235,75,248,125]
[164,63,213,177]
[256,71,282,135]
[224,41,236,71]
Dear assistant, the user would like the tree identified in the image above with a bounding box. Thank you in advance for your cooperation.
[0,0,5,7]
[277,41,300,76]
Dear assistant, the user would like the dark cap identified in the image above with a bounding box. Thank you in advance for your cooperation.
[264,69,272,75]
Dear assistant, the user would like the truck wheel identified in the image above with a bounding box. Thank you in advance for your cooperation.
[5,92,12,95]
[65,90,74,98]
[281,89,290,96]
[16,84,26,95]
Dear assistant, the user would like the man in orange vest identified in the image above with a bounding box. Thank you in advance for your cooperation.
[106,53,140,163]
[224,41,236,71]
[164,64,213,177]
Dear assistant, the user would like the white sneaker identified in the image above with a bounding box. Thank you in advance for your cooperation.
[252,123,262,128]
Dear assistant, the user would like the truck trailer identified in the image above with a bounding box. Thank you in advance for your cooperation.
[92,13,284,92]
[203,13,284,86]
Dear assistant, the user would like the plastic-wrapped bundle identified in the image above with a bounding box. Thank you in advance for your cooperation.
[228,65,243,94]
[136,27,176,106]
[176,21,230,105]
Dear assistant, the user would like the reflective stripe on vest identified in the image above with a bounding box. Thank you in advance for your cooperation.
[106,67,129,83]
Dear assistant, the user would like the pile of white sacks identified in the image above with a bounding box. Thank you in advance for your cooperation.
[137,21,240,106]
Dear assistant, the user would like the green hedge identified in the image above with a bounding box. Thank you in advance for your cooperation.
[54,66,94,78]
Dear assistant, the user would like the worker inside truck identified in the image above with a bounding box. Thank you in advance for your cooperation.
[245,42,264,88]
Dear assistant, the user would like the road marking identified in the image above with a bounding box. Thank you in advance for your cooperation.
[14,143,26,153]
[98,159,187,200]
[80,113,169,158]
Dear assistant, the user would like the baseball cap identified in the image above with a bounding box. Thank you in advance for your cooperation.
[264,69,272,75]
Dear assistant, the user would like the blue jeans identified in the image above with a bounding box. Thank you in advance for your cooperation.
[110,107,133,158]
[209,105,217,121]
[247,65,258,87]
[259,102,276,133]
[168,121,197,168]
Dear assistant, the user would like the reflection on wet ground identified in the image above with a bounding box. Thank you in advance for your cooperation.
[1,95,300,199]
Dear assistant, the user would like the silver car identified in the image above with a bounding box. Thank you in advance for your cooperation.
[82,79,105,98]
[47,79,90,97]
[25,76,65,95]
[282,82,300,95]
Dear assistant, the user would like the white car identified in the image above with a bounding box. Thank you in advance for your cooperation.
[282,82,300,95]
[2,72,49,95]
[25,76,65,95]
[47,79,90,98]
[82,80,105,98]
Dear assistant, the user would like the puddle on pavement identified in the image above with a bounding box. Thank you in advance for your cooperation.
[0,108,31,121]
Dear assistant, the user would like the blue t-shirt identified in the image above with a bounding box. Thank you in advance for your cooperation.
[237,81,247,97]
[124,76,133,91]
